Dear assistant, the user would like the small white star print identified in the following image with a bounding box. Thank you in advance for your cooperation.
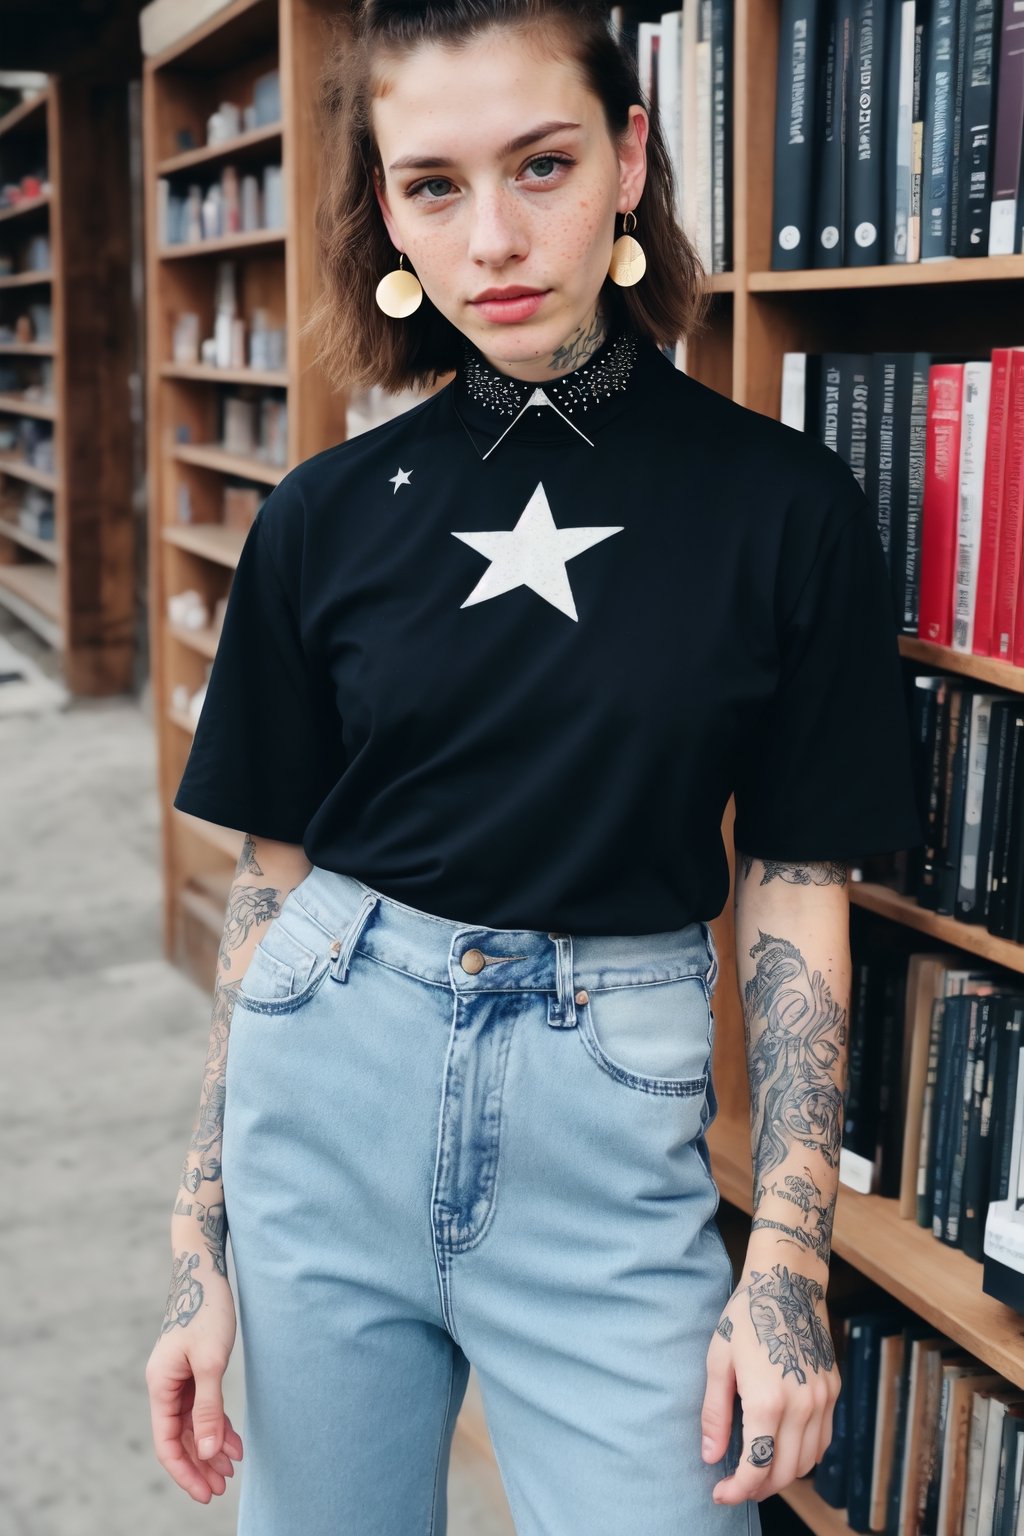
[389,467,413,493]
[451,481,623,621]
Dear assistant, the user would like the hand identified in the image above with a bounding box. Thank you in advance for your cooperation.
[145,1246,243,1502]
[700,1252,840,1504]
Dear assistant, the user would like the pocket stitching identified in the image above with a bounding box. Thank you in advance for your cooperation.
[577,975,710,1098]
[235,956,332,1016]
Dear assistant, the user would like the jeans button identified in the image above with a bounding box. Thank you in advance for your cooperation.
[460,947,486,975]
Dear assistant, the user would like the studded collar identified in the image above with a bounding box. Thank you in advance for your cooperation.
[450,326,643,459]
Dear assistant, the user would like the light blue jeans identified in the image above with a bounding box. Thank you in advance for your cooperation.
[221,867,760,1534]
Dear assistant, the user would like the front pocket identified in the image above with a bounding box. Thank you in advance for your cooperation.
[577,973,712,1096]
[236,917,333,1016]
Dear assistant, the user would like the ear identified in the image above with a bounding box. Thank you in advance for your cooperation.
[372,167,402,250]
[616,105,649,215]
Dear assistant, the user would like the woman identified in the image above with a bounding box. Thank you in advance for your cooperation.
[146,1,923,1531]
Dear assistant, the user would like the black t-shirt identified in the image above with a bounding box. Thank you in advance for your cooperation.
[172,323,924,934]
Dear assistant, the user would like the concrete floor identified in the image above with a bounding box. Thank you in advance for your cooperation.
[0,610,513,1535]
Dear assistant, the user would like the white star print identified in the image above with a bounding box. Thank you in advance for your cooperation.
[389,467,413,493]
[451,482,623,621]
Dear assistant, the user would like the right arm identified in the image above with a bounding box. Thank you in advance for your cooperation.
[145,831,313,1504]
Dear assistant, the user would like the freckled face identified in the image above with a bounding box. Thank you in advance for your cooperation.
[371,28,647,374]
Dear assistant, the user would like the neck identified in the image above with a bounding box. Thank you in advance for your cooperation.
[475,306,609,385]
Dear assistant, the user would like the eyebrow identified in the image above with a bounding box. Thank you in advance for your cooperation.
[387,120,582,173]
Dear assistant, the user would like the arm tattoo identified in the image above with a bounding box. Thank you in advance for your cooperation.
[168,834,284,1311]
[744,927,846,1249]
[161,1249,204,1332]
[738,854,848,887]
[750,1166,837,1265]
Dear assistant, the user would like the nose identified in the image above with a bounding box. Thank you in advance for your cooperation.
[466,187,529,267]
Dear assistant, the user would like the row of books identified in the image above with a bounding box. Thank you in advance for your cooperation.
[839,940,1024,1261]
[782,347,1024,665]
[157,162,284,247]
[909,678,1024,940]
[609,3,733,273]
[772,0,1024,269]
[814,1288,1024,1534]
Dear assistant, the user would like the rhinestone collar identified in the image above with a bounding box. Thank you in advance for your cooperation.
[451,326,641,456]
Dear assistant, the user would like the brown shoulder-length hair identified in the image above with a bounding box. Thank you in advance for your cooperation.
[301,0,713,396]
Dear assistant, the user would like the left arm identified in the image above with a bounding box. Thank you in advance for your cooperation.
[701,852,849,1504]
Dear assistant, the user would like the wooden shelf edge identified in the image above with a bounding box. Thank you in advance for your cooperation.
[158,228,284,260]
[0,192,51,225]
[0,391,57,419]
[157,120,282,175]
[160,362,288,388]
[748,254,1024,291]
[898,635,1024,694]
[0,89,48,140]
[707,1114,1024,1388]
[850,881,1024,976]
[0,269,52,288]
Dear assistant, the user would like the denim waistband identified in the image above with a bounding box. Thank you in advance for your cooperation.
[289,867,720,1018]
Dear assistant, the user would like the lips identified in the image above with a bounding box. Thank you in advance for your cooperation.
[472,287,546,302]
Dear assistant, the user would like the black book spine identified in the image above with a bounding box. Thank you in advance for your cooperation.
[947,0,973,250]
[919,677,951,910]
[991,711,1024,937]
[932,994,965,1237]
[711,0,734,272]
[990,1004,1023,1204]
[944,994,980,1244]
[921,0,961,258]
[963,995,1000,1260]
[771,0,822,269]
[815,0,852,266]
[844,960,873,1158]
[878,962,908,1198]
[938,682,972,915]
[978,700,1012,926]
[954,0,1000,256]
[845,0,886,264]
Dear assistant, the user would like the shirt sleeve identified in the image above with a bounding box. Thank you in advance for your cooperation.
[731,486,925,863]
[171,479,346,844]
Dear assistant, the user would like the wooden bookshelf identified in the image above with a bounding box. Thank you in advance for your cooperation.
[0,78,133,686]
[144,0,350,982]
[693,5,1024,1533]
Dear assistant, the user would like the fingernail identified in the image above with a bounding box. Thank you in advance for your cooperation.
[198,1436,217,1458]
[702,1436,715,1461]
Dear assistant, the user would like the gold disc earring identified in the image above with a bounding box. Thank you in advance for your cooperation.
[375,252,424,317]
[608,210,646,286]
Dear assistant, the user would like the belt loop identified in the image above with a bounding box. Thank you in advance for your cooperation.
[330,892,380,984]
[548,933,577,1029]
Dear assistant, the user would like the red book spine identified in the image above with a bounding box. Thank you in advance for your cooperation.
[972,349,1015,657]
[918,365,965,646]
[994,351,1024,662]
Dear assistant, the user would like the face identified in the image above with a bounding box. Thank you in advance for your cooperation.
[371,26,648,380]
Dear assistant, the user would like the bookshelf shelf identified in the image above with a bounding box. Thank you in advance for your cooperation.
[168,619,220,660]
[159,361,288,387]
[170,441,284,485]
[158,227,285,260]
[156,120,282,175]
[161,522,246,567]
[0,513,57,561]
[0,192,51,225]
[897,636,1024,695]
[0,393,56,419]
[0,75,133,692]
[0,270,53,288]
[0,454,57,492]
[747,254,1024,292]
[851,881,1024,976]
[0,89,48,140]
[147,0,348,979]
[707,1116,1024,1390]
